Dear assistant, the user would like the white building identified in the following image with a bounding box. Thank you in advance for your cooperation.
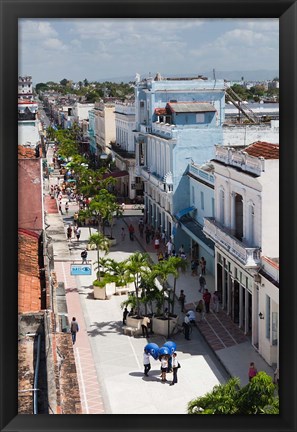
[18,76,33,100]
[94,102,116,153]
[203,142,279,349]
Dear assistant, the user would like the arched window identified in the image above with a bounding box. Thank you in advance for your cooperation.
[219,188,225,225]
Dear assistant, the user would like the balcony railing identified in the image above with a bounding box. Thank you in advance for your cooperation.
[203,217,261,268]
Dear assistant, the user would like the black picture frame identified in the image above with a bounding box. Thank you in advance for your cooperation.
[1,1,296,431]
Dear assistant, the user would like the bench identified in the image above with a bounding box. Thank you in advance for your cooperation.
[122,318,141,337]
[115,287,130,296]
[122,326,139,336]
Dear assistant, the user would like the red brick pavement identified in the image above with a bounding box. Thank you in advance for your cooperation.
[55,261,105,414]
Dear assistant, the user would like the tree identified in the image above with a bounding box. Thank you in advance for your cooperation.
[152,259,178,314]
[187,372,279,415]
[167,256,188,314]
[60,78,68,87]
[88,232,110,281]
[125,252,151,316]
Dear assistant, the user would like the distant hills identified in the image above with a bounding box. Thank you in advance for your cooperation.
[97,70,279,83]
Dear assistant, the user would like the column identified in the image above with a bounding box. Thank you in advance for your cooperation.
[230,192,236,235]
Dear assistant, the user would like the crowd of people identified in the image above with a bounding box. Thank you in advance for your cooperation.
[143,349,180,386]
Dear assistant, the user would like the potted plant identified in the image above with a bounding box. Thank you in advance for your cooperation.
[88,232,112,299]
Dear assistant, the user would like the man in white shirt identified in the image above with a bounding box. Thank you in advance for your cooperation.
[170,352,179,386]
[143,349,151,376]
[141,316,150,338]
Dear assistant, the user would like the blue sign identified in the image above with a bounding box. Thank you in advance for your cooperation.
[70,264,92,276]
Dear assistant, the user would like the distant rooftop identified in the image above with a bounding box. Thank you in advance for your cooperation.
[168,102,216,113]
[245,141,279,159]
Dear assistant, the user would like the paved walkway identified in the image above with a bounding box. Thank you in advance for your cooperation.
[44,162,274,413]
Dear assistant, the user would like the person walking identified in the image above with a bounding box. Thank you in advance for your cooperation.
[58,201,63,215]
[191,259,198,276]
[157,251,164,262]
[67,224,72,241]
[123,307,128,325]
[81,248,88,264]
[212,291,220,313]
[199,274,206,293]
[178,290,186,313]
[196,299,205,321]
[203,289,211,313]
[121,227,126,241]
[154,237,160,250]
[145,226,151,244]
[141,315,150,338]
[183,313,191,340]
[128,224,135,241]
[75,226,81,241]
[65,201,69,214]
[143,349,151,377]
[70,317,79,344]
[166,239,173,256]
[200,257,206,275]
[160,355,168,382]
[248,362,258,382]
[178,244,185,256]
[170,352,179,386]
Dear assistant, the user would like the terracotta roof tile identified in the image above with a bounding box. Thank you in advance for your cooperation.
[18,145,36,159]
[18,229,41,313]
[245,141,279,159]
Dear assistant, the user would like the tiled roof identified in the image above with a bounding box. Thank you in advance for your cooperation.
[18,229,41,313]
[155,108,167,115]
[167,102,216,113]
[245,141,279,159]
[18,145,36,159]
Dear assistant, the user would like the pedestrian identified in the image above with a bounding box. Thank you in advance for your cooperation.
[145,226,151,244]
[178,244,185,256]
[121,227,126,241]
[161,230,166,244]
[248,362,258,382]
[273,367,279,395]
[187,310,196,325]
[200,257,206,275]
[157,251,164,262]
[166,239,173,256]
[199,274,206,293]
[128,224,135,241]
[154,237,160,250]
[191,259,198,276]
[58,202,63,215]
[81,248,88,264]
[170,352,180,386]
[65,201,69,214]
[160,355,168,382]
[203,289,211,313]
[122,307,128,325]
[75,226,81,241]
[141,315,150,338]
[178,290,186,313]
[212,291,220,313]
[183,313,191,340]
[150,226,155,241]
[67,224,72,241]
[139,221,144,237]
[196,299,205,321]
[70,317,79,344]
[143,349,151,377]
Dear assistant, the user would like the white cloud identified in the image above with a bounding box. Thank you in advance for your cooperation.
[19,20,58,41]
[43,38,67,51]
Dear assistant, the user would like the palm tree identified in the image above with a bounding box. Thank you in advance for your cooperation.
[152,259,178,315]
[88,232,110,281]
[125,252,151,317]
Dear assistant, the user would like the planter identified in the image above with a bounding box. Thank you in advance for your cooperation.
[93,282,116,300]
[107,237,117,247]
[126,316,142,336]
[87,243,97,250]
[152,315,179,337]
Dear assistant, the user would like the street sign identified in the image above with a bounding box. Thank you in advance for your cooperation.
[70,264,92,276]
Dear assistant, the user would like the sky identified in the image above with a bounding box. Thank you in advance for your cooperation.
[19,18,279,84]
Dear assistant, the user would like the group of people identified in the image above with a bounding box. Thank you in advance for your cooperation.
[143,349,180,386]
[66,223,81,242]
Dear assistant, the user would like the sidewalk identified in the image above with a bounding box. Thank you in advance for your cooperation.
[123,215,275,386]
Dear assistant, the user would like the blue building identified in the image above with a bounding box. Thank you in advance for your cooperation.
[88,109,97,155]
[134,74,225,260]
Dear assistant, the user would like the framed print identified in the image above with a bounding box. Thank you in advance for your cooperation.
[1,0,297,431]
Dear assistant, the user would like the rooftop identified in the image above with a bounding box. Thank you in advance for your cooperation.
[244,141,279,159]
[18,145,36,159]
[18,229,42,314]
[168,102,216,113]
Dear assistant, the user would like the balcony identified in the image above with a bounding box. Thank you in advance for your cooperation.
[203,217,261,268]
[110,142,135,159]
[151,122,176,139]
[214,146,264,176]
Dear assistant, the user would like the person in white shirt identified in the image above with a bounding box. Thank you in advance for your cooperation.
[143,349,151,376]
[170,352,179,386]
[187,310,196,324]
[160,355,168,382]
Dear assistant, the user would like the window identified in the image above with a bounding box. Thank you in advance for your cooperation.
[196,113,205,123]
[272,312,278,346]
[211,198,215,217]
[220,189,225,224]
[192,186,195,205]
[200,191,204,210]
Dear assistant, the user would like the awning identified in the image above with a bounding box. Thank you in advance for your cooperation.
[102,170,129,179]
[175,206,196,219]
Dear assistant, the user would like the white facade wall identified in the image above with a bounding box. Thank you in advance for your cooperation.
[73,103,94,122]
[223,121,279,147]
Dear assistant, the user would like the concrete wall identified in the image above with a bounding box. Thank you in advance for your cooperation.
[223,122,279,147]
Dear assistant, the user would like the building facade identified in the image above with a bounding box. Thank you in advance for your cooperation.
[134,75,225,246]
[203,142,279,354]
